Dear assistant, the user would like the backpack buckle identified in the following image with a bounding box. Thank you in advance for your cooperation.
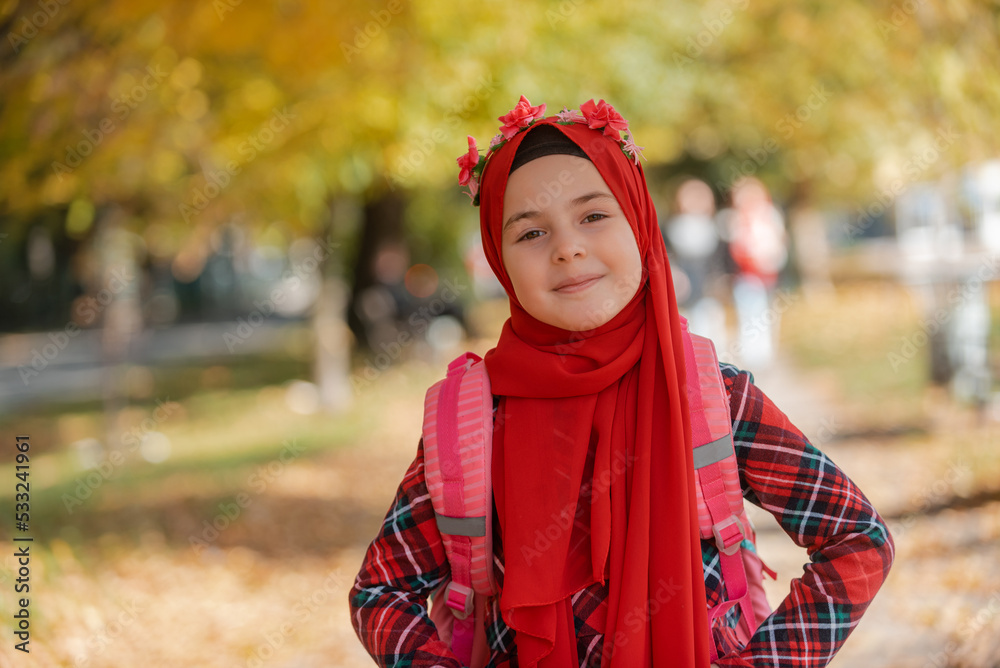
[444,581,475,620]
[712,515,746,556]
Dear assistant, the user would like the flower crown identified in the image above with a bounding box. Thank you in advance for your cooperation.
[456,96,646,206]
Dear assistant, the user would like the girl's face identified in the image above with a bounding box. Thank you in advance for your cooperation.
[500,154,643,331]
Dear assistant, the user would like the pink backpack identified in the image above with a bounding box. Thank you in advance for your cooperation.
[422,323,774,666]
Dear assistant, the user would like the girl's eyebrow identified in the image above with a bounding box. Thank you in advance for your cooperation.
[572,191,615,207]
[503,209,539,233]
[503,191,616,233]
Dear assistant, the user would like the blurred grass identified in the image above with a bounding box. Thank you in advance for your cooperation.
[0,350,444,548]
[0,350,446,666]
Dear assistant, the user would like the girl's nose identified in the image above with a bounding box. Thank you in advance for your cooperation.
[551,228,587,263]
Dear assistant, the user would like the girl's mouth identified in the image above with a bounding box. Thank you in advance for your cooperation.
[553,274,603,293]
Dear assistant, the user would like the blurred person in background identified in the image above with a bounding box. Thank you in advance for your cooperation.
[662,177,728,345]
[723,177,789,367]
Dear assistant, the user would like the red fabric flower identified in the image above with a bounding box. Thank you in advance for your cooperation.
[580,98,629,138]
[497,95,546,139]
[457,135,479,185]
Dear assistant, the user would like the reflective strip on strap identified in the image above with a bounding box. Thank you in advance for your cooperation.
[436,514,487,537]
[692,435,733,469]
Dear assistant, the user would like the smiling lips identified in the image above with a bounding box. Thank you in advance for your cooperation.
[553,274,603,293]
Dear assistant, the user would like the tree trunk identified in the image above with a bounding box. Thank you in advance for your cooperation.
[313,274,352,412]
[347,192,407,350]
[96,211,142,456]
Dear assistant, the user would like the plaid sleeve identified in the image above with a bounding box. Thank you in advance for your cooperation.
[715,365,895,668]
[349,440,464,668]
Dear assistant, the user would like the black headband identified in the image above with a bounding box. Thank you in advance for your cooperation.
[509,124,591,173]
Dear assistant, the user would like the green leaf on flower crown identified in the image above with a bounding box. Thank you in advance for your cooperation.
[472,156,486,178]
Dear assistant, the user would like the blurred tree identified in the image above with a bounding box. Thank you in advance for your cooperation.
[3,0,998,218]
[1,0,998,387]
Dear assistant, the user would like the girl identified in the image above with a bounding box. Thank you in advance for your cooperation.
[349,97,895,667]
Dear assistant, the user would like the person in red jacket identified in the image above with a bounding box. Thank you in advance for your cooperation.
[350,97,894,667]
[723,176,789,367]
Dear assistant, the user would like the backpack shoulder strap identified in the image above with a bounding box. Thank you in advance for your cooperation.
[423,352,496,667]
[681,326,747,547]
[680,320,764,660]
[422,352,497,628]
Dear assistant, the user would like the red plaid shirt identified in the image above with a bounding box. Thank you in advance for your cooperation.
[349,365,895,666]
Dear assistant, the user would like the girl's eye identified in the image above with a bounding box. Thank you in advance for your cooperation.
[583,213,606,223]
[518,229,543,242]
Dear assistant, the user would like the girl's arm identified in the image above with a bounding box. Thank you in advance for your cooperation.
[349,441,464,668]
[717,365,895,668]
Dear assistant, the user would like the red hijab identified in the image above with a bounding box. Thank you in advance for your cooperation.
[478,117,712,667]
